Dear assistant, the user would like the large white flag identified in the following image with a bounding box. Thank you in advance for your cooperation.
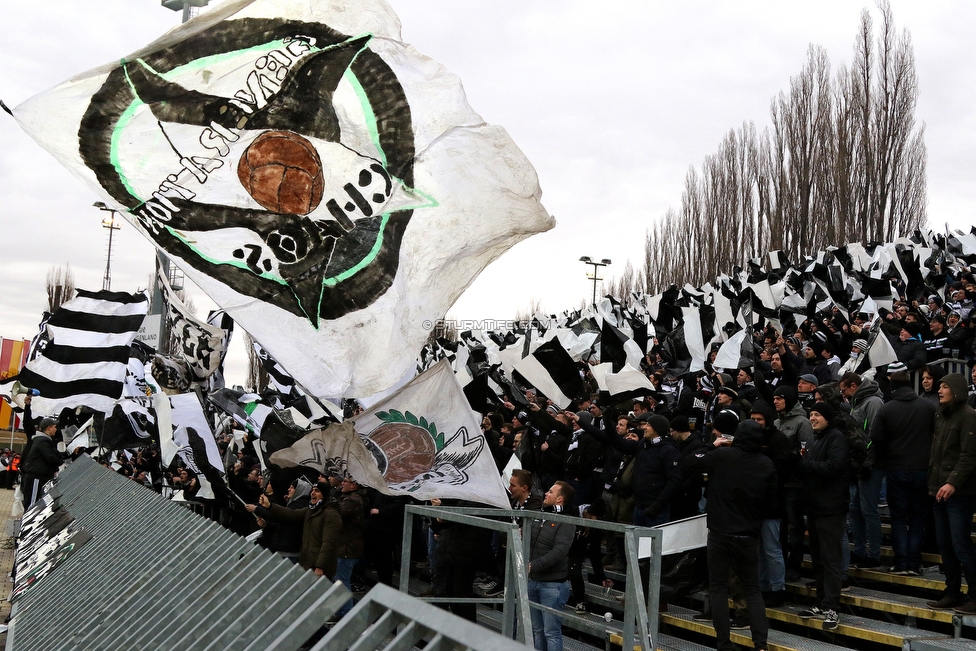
[352,360,509,508]
[12,0,552,399]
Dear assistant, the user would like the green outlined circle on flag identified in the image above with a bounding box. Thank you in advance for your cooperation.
[79,19,432,326]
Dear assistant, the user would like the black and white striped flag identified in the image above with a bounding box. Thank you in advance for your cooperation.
[18,289,149,414]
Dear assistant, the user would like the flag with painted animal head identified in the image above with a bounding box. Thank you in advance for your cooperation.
[351,359,508,507]
[12,0,552,399]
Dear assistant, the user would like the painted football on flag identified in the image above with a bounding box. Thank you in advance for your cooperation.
[13,0,553,398]
[237,130,325,215]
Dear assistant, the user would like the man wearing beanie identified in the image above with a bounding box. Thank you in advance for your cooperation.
[598,412,681,527]
[682,419,776,651]
[772,386,813,581]
[926,373,976,613]
[798,401,850,631]
[893,322,927,371]
[20,395,75,511]
[869,371,935,576]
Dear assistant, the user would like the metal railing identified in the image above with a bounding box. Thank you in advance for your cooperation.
[315,582,532,651]
[399,505,664,651]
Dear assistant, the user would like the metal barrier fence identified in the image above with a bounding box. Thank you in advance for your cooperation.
[6,455,350,651]
[316,582,532,651]
[399,505,664,651]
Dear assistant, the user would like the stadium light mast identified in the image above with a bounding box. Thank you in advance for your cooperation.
[93,202,121,291]
[149,0,209,352]
[579,256,611,307]
[161,0,210,23]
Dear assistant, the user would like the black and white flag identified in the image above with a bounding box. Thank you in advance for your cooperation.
[513,339,584,409]
[17,290,149,414]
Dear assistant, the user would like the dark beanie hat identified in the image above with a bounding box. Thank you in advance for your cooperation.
[773,386,798,411]
[647,415,671,438]
[670,415,691,432]
[902,321,922,338]
[810,401,835,421]
[712,409,740,436]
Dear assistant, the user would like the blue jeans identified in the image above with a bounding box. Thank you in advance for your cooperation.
[633,504,670,528]
[335,557,359,617]
[932,494,976,596]
[886,470,929,571]
[758,519,785,592]
[851,468,885,562]
[528,579,569,651]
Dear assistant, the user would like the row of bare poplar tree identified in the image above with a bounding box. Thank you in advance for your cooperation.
[609,2,926,297]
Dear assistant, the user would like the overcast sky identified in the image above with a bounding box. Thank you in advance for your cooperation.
[1,0,974,386]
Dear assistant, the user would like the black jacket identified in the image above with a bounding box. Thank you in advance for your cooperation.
[869,386,935,472]
[670,432,707,520]
[681,420,776,536]
[21,434,64,483]
[801,423,851,516]
[528,508,574,582]
[929,373,976,496]
[602,431,681,515]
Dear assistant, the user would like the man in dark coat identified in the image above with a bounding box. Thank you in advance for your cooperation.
[869,371,935,576]
[20,396,75,510]
[597,412,681,527]
[925,373,976,613]
[682,419,777,651]
[668,415,706,521]
[799,402,850,631]
[749,400,792,607]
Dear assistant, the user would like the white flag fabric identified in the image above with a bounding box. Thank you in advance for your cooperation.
[352,360,508,508]
[159,270,227,382]
[13,0,552,399]
[713,330,749,371]
[17,290,149,415]
[269,420,390,494]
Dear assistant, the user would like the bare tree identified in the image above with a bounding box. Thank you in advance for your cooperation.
[46,265,75,312]
[642,1,925,285]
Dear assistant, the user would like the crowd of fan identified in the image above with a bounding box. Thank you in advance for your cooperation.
[471,288,976,651]
[8,287,976,651]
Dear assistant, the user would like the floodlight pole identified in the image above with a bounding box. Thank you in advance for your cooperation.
[94,202,121,291]
[151,0,210,353]
[579,256,611,307]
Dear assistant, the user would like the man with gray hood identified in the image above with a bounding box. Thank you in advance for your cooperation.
[773,386,813,580]
[926,373,976,613]
[682,419,777,651]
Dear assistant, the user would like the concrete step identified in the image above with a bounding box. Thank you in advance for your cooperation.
[786,581,956,624]
[801,557,961,593]
[661,604,853,651]
[765,603,950,648]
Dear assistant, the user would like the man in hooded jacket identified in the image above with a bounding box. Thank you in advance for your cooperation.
[772,386,812,580]
[925,373,976,613]
[682,419,777,651]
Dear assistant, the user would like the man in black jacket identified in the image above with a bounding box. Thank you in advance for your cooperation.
[597,412,681,527]
[682,419,776,651]
[668,415,706,520]
[21,398,67,511]
[869,371,935,575]
[799,402,850,630]
[749,401,792,607]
